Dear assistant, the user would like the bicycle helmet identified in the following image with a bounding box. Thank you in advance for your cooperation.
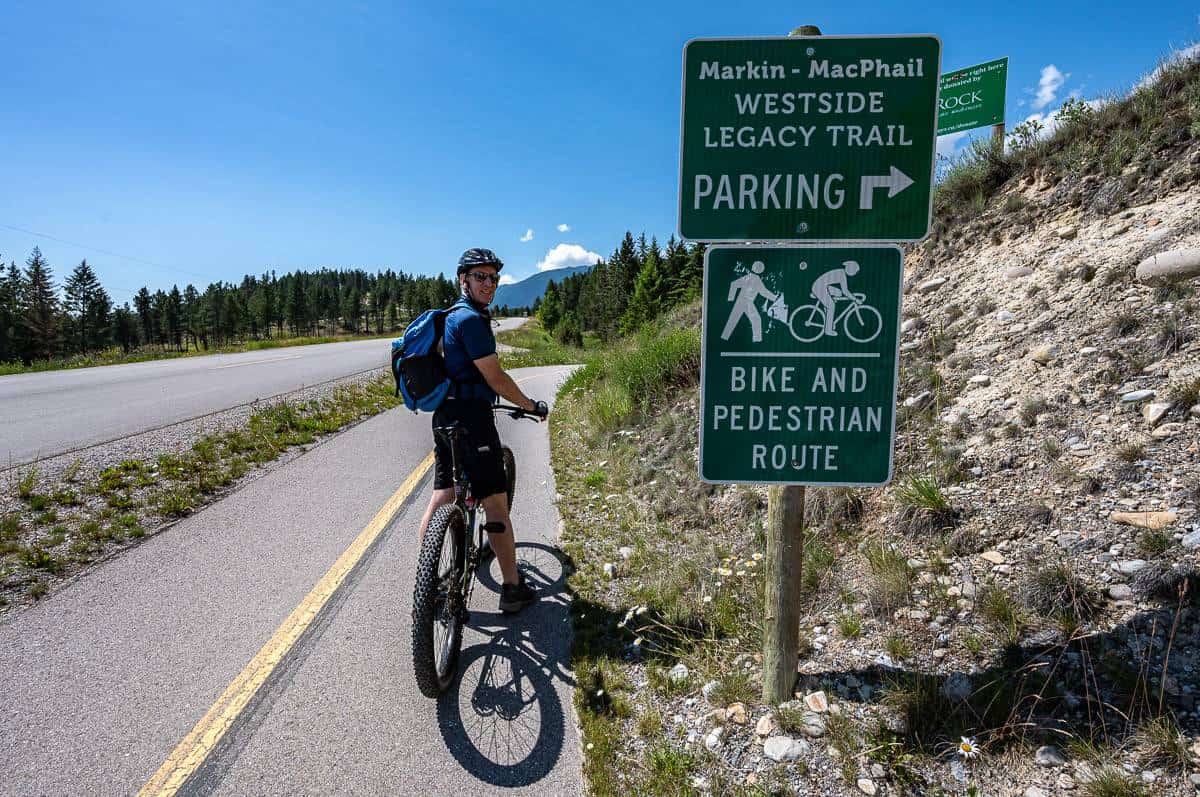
[457,248,504,275]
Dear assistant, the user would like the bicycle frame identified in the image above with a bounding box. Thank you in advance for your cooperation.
[433,403,533,623]
[803,291,867,329]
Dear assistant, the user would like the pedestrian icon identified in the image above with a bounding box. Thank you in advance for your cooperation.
[720,260,779,343]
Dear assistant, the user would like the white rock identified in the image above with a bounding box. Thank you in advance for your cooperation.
[1058,225,1078,240]
[803,691,829,713]
[1003,267,1032,280]
[980,550,1005,565]
[1079,346,1098,354]
[704,726,724,751]
[1136,247,1200,281]
[1025,787,1048,797]
[904,391,932,408]
[1036,745,1067,767]
[1183,531,1200,550]
[969,374,991,386]
[916,277,948,293]
[701,679,720,703]
[668,663,690,683]
[602,562,615,578]
[1108,584,1134,600]
[618,546,633,559]
[800,711,826,737]
[856,778,878,796]
[1112,559,1148,575]
[901,317,922,334]
[1120,389,1155,403]
[997,309,1016,322]
[1142,402,1171,425]
[763,735,809,762]
[755,714,778,737]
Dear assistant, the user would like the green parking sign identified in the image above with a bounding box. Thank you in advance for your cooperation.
[699,246,902,486]
[679,35,941,243]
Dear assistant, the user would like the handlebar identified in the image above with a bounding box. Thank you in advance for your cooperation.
[494,403,543,421]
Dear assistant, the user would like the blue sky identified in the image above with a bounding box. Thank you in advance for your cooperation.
[1,1,1197,305]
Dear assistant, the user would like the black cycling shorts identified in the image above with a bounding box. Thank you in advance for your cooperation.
[432,399,507,500]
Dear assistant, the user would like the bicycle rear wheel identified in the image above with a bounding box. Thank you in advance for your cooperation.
[412,504,467,697]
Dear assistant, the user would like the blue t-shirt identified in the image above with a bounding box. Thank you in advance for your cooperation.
[442,299,497,402]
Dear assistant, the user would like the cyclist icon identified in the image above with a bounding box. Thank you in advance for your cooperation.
[789,261,883,343]
[720,260,779,343]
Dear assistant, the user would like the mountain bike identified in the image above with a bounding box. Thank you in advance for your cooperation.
[412,404,535,698]
[788,291,883,344]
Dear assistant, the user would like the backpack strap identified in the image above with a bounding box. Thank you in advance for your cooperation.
[441,302,489,400]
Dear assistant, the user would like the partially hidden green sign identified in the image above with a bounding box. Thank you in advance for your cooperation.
[937,57,1008,135]
[679,35,941,243]
[700,246,902,486]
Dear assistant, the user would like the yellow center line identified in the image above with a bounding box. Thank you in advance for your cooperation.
[139,369,557,795]
[138,450,434,796]
[216,354,304,369]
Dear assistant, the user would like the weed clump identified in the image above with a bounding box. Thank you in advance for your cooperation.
[865,541,912,614]
[895,473,958,535]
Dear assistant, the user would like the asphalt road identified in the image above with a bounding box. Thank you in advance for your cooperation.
[0,317,529,467]
[0,363,579,796]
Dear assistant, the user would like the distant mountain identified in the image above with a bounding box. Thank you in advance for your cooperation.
[492,264,595,310]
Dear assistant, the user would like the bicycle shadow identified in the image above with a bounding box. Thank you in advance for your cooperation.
[435,541,576,789]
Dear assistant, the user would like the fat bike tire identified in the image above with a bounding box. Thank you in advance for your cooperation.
[412,504,466,697]
[502,445,516,511]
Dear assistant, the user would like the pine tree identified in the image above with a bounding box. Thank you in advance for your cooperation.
[20,247,59,361]
[63,260,104,353]
[165,286,183,350]
[0,261,20,363]
[621,237,667,334]
[113,304,136,353]
[539,281,562,331]
[133,287,153,347]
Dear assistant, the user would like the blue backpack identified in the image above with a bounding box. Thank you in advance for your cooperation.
[391,307,456,412]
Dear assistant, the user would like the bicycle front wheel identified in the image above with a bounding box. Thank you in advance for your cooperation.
[844,305,883,343]
[502,445,516,511]
[412,504,467,697]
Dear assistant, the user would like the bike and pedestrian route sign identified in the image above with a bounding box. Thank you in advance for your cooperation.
[678,35,941,243]
[699,245,902,486]
[937,57,1008,135]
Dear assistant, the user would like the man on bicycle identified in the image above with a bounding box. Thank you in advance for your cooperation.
[416,247,549,614]
[809,260,860,337]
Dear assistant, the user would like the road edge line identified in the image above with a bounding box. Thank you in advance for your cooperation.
[137,450,435,796]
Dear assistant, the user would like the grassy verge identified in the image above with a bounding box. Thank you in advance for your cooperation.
[496,317,593,368]
[0,375,403,609]
[0,331,398,376]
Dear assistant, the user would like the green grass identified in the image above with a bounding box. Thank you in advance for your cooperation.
[894,473,951,512]
[837,612,863,638]
[978,586,1027,645]
[495,317,589,368]
[1,374,406,608]
[864,541,913,613]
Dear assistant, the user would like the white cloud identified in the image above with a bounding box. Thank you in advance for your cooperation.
[519,228,534,242]
[536,242,601,272]
[556,223,570,232]
[1033,64,1068,110]
[498,274,517,285]
[936,131,970,157]
[1136,43,1200,90]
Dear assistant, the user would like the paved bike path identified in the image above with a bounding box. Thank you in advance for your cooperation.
[0,364,580,796]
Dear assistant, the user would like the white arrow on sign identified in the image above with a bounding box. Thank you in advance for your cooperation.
[858,166,915,210]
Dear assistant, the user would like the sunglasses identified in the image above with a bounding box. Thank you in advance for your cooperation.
[468,271,501,285]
